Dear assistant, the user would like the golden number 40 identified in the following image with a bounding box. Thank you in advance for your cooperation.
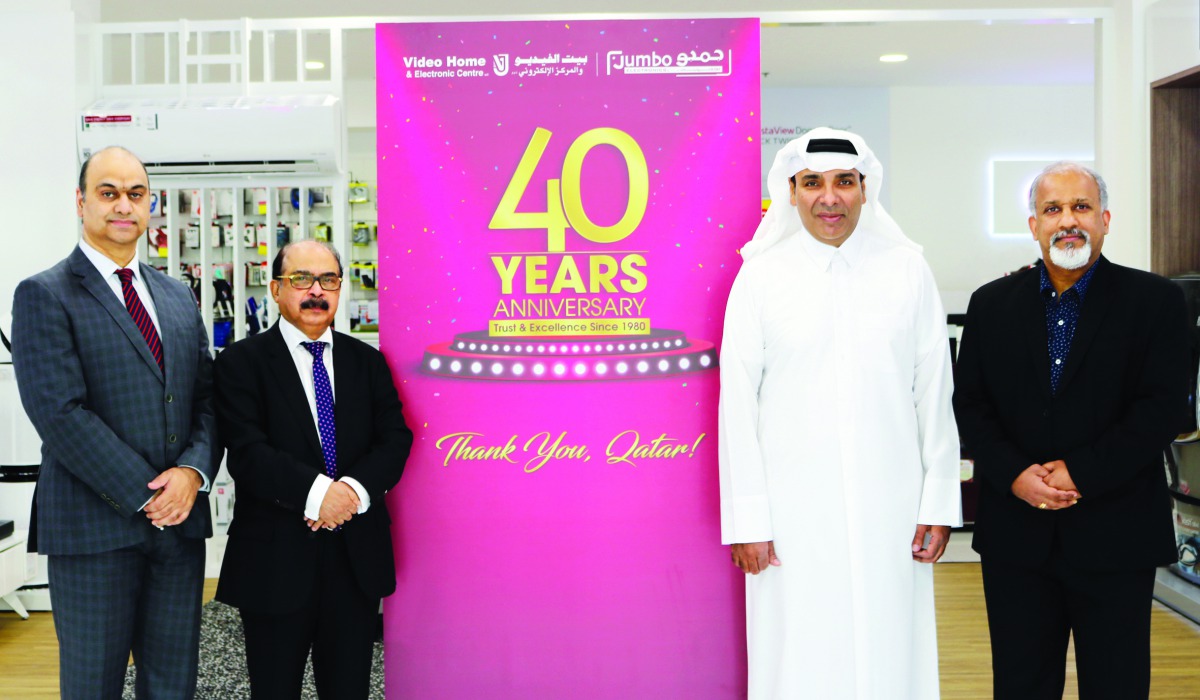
[489,127,649,251]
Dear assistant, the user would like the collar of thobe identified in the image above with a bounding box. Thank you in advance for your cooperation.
[796,223,868,272]
[278,316,334,350]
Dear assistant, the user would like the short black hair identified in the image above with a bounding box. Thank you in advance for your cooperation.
[78,146,150,198]
[272,240,345,279]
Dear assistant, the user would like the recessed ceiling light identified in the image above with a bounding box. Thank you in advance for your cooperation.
[879,54,908,63]
[304,60,326,70]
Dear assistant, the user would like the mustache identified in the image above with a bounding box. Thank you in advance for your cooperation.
[300,298,330,310]
[1051,228,1089,245]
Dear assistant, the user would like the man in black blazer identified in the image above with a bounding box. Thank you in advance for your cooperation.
[954,162,1190,699]
[12,146,216,699]
[214,240,411,699]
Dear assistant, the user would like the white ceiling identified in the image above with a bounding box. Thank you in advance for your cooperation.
[760,20,1093,87]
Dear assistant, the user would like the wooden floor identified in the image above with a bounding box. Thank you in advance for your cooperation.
[1,565,1198,698]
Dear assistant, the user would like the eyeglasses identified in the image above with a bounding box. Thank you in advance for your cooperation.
[275,273,342,291]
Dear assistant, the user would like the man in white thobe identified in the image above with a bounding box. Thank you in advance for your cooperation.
[718,128,962,699]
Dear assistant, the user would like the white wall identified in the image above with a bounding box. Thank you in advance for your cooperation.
[889,85,1095,314]
[0,6,82,317]
[759,87,891,206]
[1147,0,1200,82]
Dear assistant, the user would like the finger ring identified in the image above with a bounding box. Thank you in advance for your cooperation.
[1038,503,1047,510]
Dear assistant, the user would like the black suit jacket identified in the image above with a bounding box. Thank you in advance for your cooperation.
[953,256,1189,572]
[213,323,412,614]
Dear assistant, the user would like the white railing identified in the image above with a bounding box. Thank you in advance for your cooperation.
[81,17,378,99]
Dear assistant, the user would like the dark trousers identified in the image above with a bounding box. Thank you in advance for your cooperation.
[239,532,378,700]
[981,551,1156,700]
[48,525,205,700]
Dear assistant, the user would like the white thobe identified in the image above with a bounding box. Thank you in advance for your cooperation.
[718,225,962,700]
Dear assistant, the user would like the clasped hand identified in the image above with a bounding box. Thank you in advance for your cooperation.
[1011,459,1080,511]
[144,466,202,528]
[305,480,360,531]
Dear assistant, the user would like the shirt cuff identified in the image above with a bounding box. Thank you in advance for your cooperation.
[304,474,335,521]
[339,477,371,514]
[721,495,774,545]
[916,476,964,528]
[178,464,210,492]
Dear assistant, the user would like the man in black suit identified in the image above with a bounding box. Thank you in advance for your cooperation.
[214,240,411,699]
[954,162,1190,699]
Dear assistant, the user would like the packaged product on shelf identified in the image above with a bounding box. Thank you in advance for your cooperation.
[184,223,200,249]
[212,263,234,318]
[147,228,168,258]
[350,262,377,289]
[352,222,372,245]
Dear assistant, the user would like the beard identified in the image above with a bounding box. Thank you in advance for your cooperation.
[1046,228,1091,270]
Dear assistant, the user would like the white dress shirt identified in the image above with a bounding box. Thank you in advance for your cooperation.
[79,238,163,335]
[276,317,370,520]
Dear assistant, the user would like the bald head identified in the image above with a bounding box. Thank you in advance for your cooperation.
[76,147,152,265]
[79,147,149,199]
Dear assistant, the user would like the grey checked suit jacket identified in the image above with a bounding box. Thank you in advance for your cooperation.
[11,245,216,555]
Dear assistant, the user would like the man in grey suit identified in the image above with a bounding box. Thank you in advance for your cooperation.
[11,146,216,699]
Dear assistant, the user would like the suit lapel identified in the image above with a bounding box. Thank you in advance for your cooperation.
[263,324,325,463]
[69,248,164,382]
[331,333,358,451]
[1057,257,1115,393]
[1016,268,1053,401]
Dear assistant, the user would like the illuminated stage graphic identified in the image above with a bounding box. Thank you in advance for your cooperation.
[421,328,716,380]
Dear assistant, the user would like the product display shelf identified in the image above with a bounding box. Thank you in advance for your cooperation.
[138,175,350,352]
[347,185,379,339]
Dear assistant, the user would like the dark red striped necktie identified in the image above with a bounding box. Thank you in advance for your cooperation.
[116,268,165,373]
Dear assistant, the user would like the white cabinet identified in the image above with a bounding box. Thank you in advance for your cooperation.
[0,531,30,619]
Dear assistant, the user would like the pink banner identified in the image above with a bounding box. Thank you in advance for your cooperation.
[376,19,760,698]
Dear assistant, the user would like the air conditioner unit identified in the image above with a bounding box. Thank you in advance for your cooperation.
[78,95,344,176]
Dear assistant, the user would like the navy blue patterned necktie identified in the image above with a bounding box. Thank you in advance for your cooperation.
[302,341,337,479]
[116,268,164,373]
